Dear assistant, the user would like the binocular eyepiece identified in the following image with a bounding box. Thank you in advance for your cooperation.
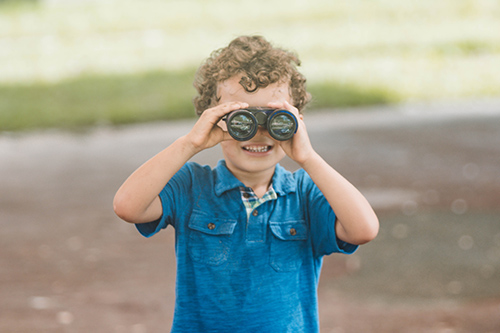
[224,107,298,141]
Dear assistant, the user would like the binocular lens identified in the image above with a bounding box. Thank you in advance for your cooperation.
[225,108,297,141]
[268,114,296,140]
[227,113,257,140]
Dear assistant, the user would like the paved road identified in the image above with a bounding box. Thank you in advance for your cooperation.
[1,99,500,332]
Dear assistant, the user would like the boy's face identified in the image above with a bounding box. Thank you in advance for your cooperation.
[217,75,291,178]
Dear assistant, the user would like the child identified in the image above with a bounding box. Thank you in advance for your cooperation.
[113,35,379,332]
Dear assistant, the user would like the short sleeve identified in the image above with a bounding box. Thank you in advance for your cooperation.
[135,163,193,237]
[298,170,359,256]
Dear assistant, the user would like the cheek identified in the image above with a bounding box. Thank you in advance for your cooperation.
[220,140,239,155]
[276,145,286,157]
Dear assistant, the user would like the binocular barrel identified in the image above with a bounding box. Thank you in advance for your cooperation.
[225,107,298,141]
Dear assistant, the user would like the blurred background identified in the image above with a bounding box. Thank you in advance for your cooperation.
[1,0,499,332]
[1,0,500,131]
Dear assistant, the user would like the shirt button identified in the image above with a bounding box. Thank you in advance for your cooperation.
[207,223,216,230]
[243,193,251,198]
[290,228,297,236]
[252,210,258,217]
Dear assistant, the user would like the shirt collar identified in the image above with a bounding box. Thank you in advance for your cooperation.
[214,160,296,197]
[271,163,297,196]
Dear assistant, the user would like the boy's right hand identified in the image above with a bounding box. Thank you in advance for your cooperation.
[114,101,247,224]
[185,102,249,153]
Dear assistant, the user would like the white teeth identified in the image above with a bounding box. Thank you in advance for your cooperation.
[244,146,270,153]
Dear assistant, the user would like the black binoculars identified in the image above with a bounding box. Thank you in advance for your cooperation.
[224,107,298,141]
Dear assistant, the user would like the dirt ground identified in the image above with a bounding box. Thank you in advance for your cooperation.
[1,99,500,332]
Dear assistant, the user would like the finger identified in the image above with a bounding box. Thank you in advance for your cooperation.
[266,101,285,109]
[267,100,299,116]
[205,101,249,119]
[282,100,300,117]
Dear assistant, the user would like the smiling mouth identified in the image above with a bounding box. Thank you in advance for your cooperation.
[242,145,272,153]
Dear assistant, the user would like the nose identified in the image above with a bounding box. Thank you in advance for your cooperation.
[255,125,270,137]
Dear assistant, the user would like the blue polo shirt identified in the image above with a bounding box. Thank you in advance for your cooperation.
[136,160,357,332]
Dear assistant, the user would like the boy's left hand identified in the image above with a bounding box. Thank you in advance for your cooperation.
[267,100,315,165]
[270,101,379,245]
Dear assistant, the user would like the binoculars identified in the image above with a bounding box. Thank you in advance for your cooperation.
[224,107,298,141]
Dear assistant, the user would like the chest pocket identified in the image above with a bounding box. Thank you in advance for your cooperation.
[269,220,308,272]
[188,214,237,266]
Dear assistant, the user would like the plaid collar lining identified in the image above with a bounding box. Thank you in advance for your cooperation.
[240,185,277,219]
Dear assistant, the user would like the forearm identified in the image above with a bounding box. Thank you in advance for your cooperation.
[113,135,198,223]
[299,152,379,245]
[113,101,249,224]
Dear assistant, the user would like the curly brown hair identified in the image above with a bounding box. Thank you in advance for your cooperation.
[193,35,311,115]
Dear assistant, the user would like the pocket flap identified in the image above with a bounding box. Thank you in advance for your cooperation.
[270,221,308,241]
[188,215,237,235]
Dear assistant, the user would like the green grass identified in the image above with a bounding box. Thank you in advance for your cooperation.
[0,70,196,131]
[307,82,395,110]
[0,70,396,132]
